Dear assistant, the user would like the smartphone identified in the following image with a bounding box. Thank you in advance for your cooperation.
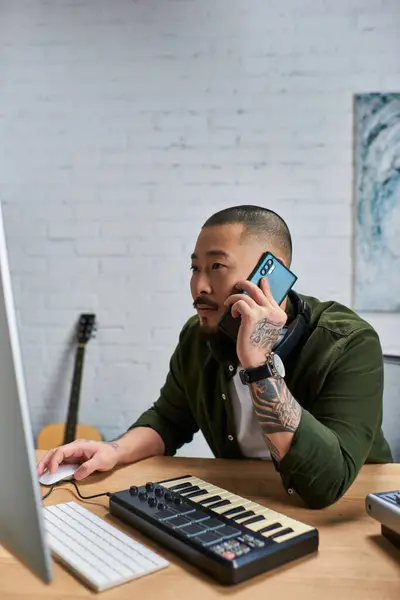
[218,251,297,341]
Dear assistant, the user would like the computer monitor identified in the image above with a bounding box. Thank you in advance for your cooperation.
[0,200,53,583]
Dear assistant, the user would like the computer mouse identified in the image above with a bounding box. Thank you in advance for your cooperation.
[38,463,79,486]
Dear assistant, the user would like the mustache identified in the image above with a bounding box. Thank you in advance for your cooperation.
[193,296,219,310]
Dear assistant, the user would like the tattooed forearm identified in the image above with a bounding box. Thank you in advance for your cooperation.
[251,378,301,434]
[249,318,282,350]
[249,377,301,461]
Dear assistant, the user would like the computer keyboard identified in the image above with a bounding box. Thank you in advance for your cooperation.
[42,501,170,591]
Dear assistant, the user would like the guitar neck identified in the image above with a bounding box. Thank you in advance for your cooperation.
[63,344,86,445]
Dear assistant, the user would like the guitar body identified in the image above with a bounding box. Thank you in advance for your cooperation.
[36,423,102,450]
[36,313,102,450]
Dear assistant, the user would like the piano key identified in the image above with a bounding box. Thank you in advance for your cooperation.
[220,506,247,517]
[269,527,294,540]
[245,519,281,533]
[211,499,253,515]
[184,489,209,499]
[161,477,194,489]
[272,522,315,543]
[239,514,266,526]
[179,486,201,495]
[207,499,231,509]
[230,510,256,522]
[258,522,282,534]
[199,495,221,505]
[168,482,194,492]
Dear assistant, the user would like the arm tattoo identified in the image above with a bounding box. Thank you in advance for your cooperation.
[250,377,301,453]
[249,318,282,351]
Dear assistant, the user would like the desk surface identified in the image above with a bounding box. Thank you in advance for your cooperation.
[1,454,400,599]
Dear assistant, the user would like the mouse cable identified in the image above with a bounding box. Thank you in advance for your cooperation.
[41,478,111,502]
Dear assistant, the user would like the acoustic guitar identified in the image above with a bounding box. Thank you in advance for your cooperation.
[36,313,102,450]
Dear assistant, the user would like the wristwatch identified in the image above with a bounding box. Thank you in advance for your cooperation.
[239,352,285,385]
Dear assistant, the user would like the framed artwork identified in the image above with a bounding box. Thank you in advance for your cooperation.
[353,92,400,312]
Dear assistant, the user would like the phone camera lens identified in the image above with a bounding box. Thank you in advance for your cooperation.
[260,268,267,276]
[266,259,273,267]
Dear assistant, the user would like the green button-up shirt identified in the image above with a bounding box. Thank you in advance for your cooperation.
[128,293,392,509]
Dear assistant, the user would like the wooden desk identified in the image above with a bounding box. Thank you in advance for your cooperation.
[1,455,399,599]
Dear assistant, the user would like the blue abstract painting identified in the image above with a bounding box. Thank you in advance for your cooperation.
[354,93,400,312]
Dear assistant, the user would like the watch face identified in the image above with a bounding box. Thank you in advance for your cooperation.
[272,354,285,377]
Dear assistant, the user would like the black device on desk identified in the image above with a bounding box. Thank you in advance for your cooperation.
[366,489,400,549]
[109,474,319,585]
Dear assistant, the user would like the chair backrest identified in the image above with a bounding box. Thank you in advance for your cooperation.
[382,355,400,462]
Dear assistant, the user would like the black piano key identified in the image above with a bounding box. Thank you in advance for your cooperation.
[269,527,294,540]
[258,522,282,534]
[220,506,246,517]
[179,485,201,495]
[184,489,208,499]
[239,514,265,526]
[168,482,194,491]
[207,499,231,509]
[199,495,221,505]
[230,510,255,522]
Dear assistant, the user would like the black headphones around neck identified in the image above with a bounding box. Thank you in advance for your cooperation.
[273,290,311,363]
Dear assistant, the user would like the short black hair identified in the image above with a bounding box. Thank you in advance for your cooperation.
[202,205,292,265]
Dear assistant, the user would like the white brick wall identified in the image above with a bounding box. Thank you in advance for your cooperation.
[0,0,399,457]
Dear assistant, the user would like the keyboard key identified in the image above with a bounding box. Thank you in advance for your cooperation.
[239,515,265,526]
[258,522,282,534]
[180,486,201,495]
[221,506,246,517]
[199,495,221,505]
[231,510,255,522]
[194,531,225,546]
[207,499,231,509]
[184,489,208,499]
[270,527,294,540]
[168,482,193,491]
[180,523,209,537]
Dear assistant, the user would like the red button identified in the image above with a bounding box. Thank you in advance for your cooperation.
[222,551,236,560]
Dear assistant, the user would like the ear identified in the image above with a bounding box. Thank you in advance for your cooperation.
[274,254,288,267]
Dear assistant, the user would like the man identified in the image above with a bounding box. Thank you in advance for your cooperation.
[37,205,392,509]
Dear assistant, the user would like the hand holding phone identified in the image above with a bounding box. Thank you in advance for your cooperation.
[218,252,297,341]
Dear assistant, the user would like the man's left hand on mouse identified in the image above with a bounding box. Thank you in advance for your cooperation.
[224,277,288,369]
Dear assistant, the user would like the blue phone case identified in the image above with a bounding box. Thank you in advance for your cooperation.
[218,252,297,340]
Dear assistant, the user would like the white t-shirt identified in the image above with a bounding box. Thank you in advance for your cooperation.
[229,367,271,460]
[228,328,287,460]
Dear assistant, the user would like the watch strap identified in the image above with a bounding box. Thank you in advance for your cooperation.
[239,361,274,385]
